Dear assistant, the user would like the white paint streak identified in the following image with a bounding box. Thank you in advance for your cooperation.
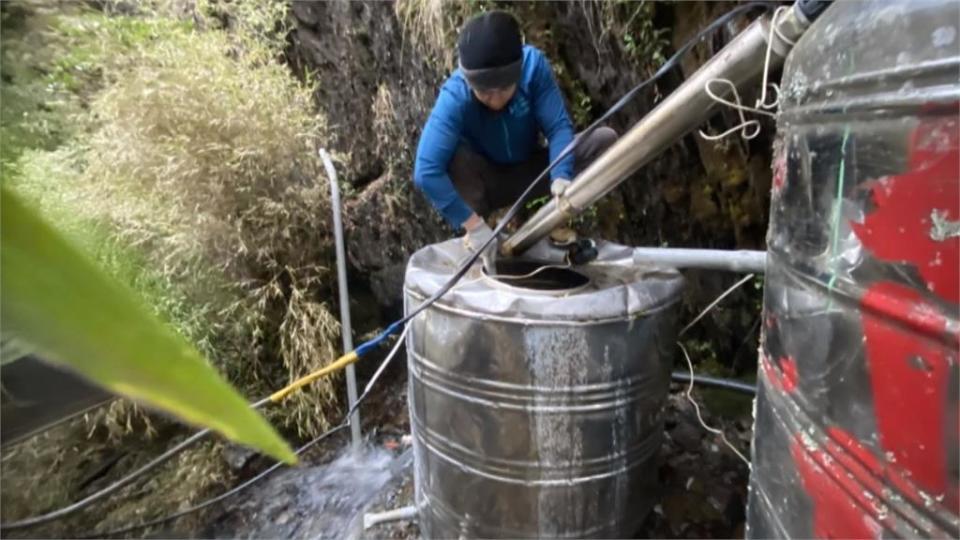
[524,326,590,536]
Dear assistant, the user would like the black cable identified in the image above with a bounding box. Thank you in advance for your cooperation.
[6,3,773,534]
[0,397,268,531]
[85,424,350,539]
[671,371,757,395]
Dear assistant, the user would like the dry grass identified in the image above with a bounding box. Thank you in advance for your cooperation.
[371,83,409,174]
[83,9,341,437]
[7,2,343,438]
[393,0,669,92]
[394,0,467,71]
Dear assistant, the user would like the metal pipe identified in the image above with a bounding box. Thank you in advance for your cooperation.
[320,149,361,450]
[671,371,756,395]
[632,247,766,273]
[363,505,418,530]
[503,6,811,255]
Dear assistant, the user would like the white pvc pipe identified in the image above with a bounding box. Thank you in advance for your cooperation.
[363,505,418,530]
[631,247,766,273]
[320,149,361,449]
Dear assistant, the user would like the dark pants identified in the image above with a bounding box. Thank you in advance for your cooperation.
[448,127,618,218]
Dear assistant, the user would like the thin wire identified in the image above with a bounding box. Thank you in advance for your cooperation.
[490,262,573,281]
[770,5,797,47]
[756,6,792,111]
[711,79,779,119]
[698,78,765,141]
[86,324,413,538]
[700,5,788,142]
[675,273,757,465]
[85,425,350,539]
[698,76,778,141]
[677,342,750,466]
[710,78,780,119]
[824,45,859,309]
[679,273,756,336]
[698,119,762,141]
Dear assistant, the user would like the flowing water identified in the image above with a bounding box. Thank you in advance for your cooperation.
[207,444,411,539]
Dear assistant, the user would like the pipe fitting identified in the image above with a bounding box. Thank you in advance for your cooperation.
[363,505,418,530]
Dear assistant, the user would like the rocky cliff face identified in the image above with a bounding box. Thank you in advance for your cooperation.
[288,0,771,371]
[287,1,448,315]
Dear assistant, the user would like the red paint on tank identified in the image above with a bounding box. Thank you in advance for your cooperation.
[772,151,787,193]
[862,281,959,512]
[850,119,959,304]
[826,426,946,526]
[795,423,956,535]
[760,353,798,394]
[782,116,960,537]
[791,435,882,539]
[850,116,960,514]
[859,281,956,343]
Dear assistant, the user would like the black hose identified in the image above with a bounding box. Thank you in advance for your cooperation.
[82,425,350,539]
[0,411,243,530]
[671,371,757,395]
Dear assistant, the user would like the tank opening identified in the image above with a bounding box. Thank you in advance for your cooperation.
[485,259,590,291]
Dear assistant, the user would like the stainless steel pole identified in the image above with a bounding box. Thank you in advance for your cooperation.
[321,149,361,450]
[502,6,811,256]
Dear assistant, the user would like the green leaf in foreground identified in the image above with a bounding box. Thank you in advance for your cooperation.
[0,187,296,464]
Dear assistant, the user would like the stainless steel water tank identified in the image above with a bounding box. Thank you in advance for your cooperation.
[748,0,960,537]
[404,239,683,538]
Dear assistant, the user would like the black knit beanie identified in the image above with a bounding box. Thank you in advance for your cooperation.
[457,11,523,91]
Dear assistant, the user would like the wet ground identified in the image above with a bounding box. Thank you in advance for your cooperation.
[208,377,754,540]
[206,446,411,539]
[357,383,753,540]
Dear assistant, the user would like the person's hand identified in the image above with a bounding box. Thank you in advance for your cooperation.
[463,219,497,271]
[464,221,494,252]
[550,178,572,198]
[462,213,485,232]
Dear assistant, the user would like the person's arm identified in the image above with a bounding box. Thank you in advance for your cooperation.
[531,51,575,183]
[414,86,476,229]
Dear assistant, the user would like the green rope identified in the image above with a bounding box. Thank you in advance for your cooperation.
[826,125,852,308]
[825,48,858,309]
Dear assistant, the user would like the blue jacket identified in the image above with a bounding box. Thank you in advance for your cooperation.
[414,45,575,227]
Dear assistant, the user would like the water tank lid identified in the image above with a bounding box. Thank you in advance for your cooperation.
[404,239,684,323]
